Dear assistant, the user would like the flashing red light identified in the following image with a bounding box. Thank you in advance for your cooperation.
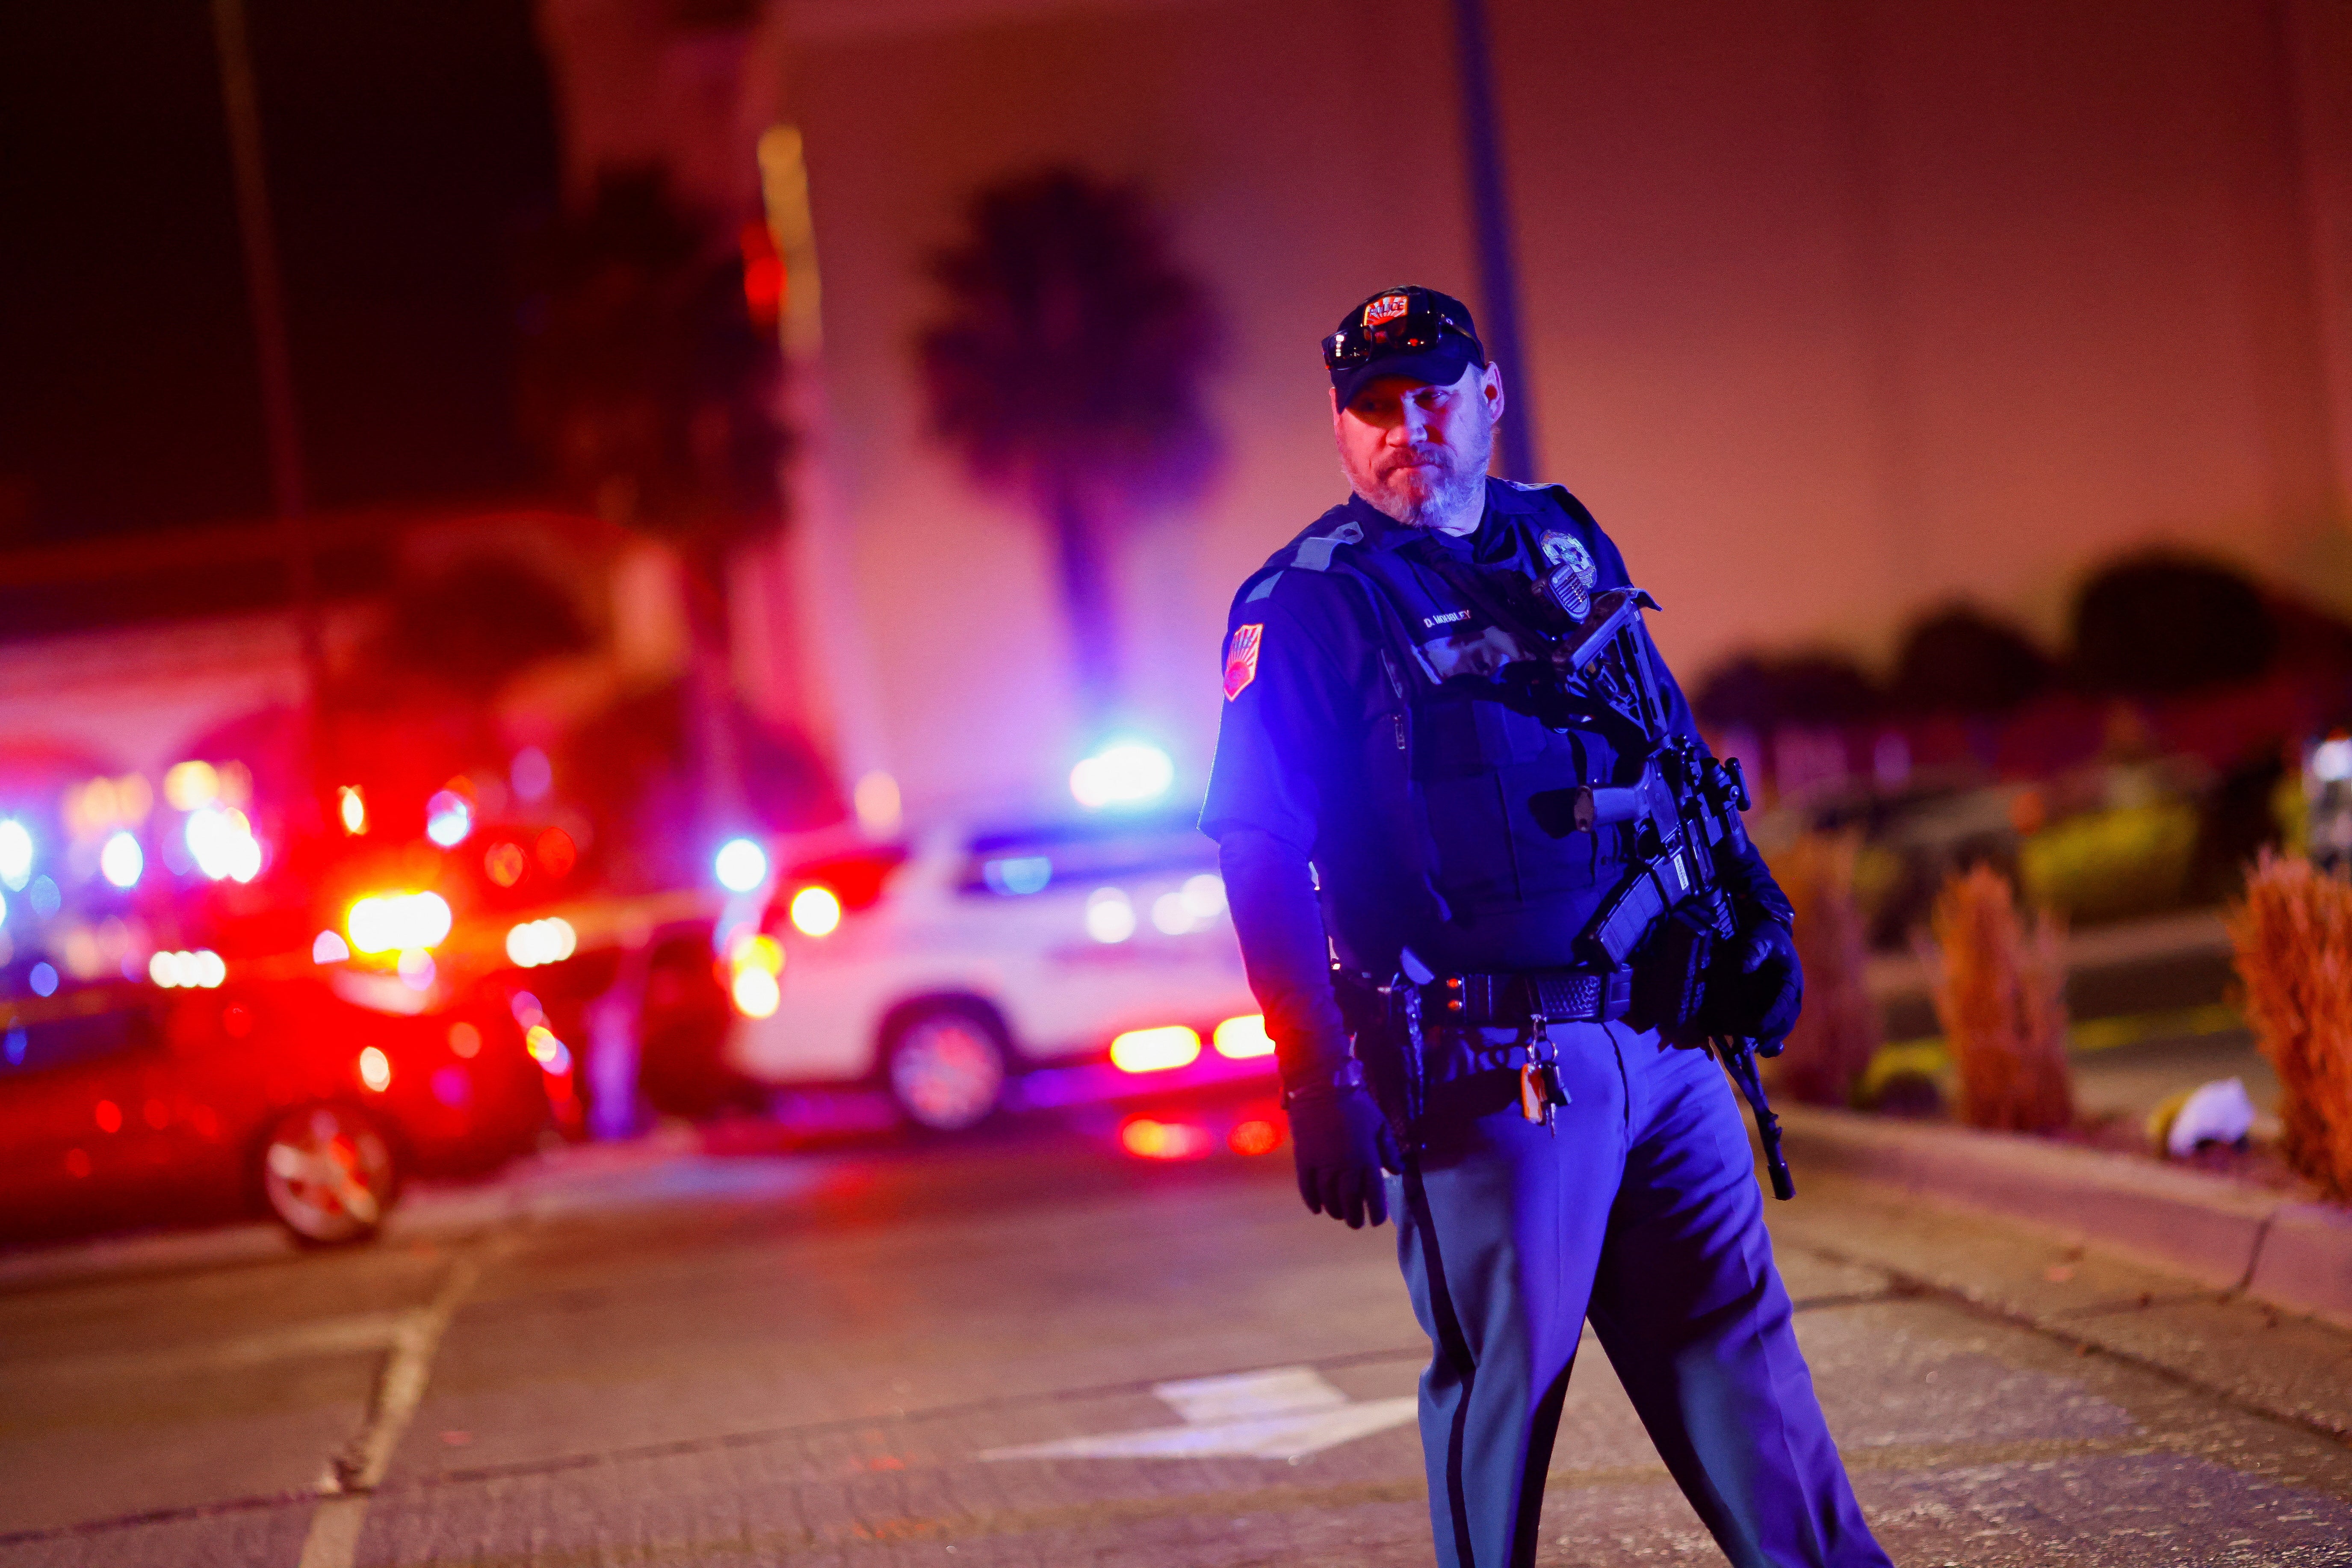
[1228,1119,1282,1157]
[740,219,783,328]
[535,828,577,879]
[1120,1116,1214,1161]
[1109,1025,1201,1073]
[484,842,526,887]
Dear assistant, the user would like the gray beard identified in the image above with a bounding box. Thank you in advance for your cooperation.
[1370,462,1488,530]
[1343,425,1496,533]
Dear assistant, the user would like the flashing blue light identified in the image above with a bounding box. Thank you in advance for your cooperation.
[1070,741,1175,810]
[28,962,57,998]
[982,856,1053,896]
[0,820,30,890]
[715,837,768,893]
[425,791,474,848]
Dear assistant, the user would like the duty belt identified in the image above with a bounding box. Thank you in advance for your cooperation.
[1420,966,1631,1027]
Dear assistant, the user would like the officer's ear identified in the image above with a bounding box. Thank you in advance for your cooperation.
[1478,361,1507,424]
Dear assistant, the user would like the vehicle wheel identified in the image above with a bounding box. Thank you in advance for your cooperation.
[258,1104,399,1245]
[883,1002,1009,1132]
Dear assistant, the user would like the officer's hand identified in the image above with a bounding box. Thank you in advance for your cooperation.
[1286,1085,1398,1229]
[1708,917,1802,1053]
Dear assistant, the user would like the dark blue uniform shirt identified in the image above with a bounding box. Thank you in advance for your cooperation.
[1203,478,1738,1076]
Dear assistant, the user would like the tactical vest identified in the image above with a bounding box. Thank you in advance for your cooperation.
[1279,489,1645,976]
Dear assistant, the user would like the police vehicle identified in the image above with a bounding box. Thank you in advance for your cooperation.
[710,808,1268,1131]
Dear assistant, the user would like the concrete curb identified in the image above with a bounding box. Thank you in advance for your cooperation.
[1775,1105,2352,1329]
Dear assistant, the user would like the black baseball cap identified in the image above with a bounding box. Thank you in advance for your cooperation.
[1324,286,1486,407]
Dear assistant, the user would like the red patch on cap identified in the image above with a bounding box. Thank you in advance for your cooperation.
[1362,293,1409,327]
[1223,623,1264,700]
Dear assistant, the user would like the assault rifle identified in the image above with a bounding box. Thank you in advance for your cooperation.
[1547,586,1797,1200]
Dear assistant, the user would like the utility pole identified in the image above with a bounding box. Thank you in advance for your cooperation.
[1451,0,1541,480]
[210,0,329,818]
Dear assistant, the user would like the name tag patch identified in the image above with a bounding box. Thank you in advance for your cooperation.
[1223,623,1264,700]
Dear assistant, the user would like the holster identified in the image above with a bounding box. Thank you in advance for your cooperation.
[1340,969,1426,1155]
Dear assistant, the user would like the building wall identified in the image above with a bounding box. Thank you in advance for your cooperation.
[770,0,2350,815]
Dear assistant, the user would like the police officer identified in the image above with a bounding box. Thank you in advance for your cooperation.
[1201,287,1891,1568]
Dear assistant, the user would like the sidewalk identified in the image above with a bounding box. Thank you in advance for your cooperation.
[1777,1104,2352,1331]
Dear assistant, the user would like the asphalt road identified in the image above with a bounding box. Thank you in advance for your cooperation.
[4,1100,2351,1568]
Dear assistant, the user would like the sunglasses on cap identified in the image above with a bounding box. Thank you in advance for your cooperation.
[1322,292,1482,369]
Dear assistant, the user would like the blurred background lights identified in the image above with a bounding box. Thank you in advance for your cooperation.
[338,785,367,834]
[715,836,768,892]
[185,806,262,882]
[505,917,578,968]
[1069,741,1173,810]
[347,891,453,954]
[1109,1024,1200,1073]
[510,746,553,802]
[425,790,473,847]
[2314,738,2352,783]
[312,930,351,964]
[1213,1013,1276,1059]
[524,1023,572,1074]
[0,820,33,889]
[358,1045,393,1093]
[0,891,7,928]
[981,856,1051,896]
[147,949,225,989]
[1180,873,1227,919]
[788,885,842,936]
[1084,886,1135,943]
[29,962,57,997]
[483,841,526,887]
[731,963,781,1019]
[163,760,220,811]
[727,930,784,1018]
[99,831,143,889]
[1228,1118,1283,1156]
[1120,1115,1214,1160]
[27,877,59,918]
[397,949,438,990]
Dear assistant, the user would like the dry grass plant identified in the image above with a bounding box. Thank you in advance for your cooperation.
[2228,851,2352,1200]
[1924,864,2074,1133]
[1767,831,1881,1105]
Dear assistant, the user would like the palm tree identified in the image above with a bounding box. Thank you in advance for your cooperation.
[917,168,1219,726]
[512,166,796,851]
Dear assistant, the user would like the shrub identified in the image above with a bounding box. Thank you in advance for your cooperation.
[2018,800,2199,927]
[2071,552,2276,696]
[1888,605,2054,716]
[2228,852,2352,1199]
[1925,865,2074,1133]
[1767,832,1881,1105]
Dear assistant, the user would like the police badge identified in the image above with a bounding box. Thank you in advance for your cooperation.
[1536,531,1597,621]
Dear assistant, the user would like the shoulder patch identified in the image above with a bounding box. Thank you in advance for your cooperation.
[1223,623,1264,700]
[1292,519,1365,572]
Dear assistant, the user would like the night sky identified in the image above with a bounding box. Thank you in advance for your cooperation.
[0,1,560,545]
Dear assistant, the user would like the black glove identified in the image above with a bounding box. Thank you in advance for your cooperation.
[1286,1084,1398,1229]
[1704,915,1802,1052]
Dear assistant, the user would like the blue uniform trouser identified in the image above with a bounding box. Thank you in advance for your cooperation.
[1390,1020,1891,1568]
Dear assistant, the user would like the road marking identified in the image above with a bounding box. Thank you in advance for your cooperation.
[9,1309,414,1382]
[981,1366,1417,1463]
[295,1234,508,1568]
[294,1497,368,1568]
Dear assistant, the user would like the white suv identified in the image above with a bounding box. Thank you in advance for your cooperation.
[720,813,1268,1130]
